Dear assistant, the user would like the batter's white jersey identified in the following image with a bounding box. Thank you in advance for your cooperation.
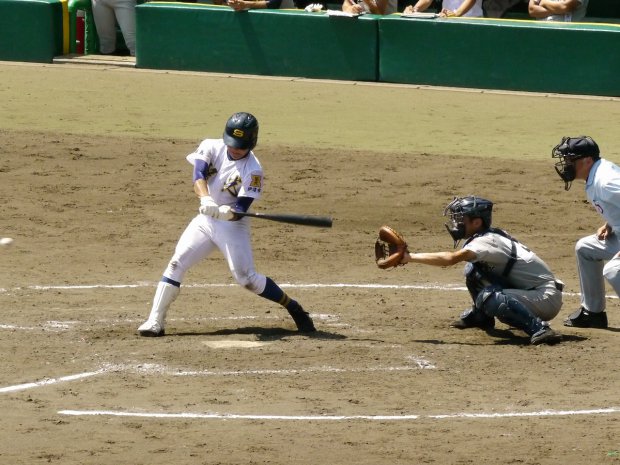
[186,138,264,206]
[161,138,269,295]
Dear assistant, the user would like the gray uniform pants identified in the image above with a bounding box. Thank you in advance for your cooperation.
[91,0,136,55]
[576,233,620,312]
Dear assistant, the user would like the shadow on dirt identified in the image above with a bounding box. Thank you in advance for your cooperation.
[413,327,589,346]
[171,327,347,341]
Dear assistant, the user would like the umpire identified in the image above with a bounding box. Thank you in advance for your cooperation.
[400,196,563,345]
[552,135,617,329]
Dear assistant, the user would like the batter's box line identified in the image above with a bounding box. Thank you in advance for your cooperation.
[57,407,620,422]
[0,360,436,394]
[0,282,599,299]
[117,360,436,376]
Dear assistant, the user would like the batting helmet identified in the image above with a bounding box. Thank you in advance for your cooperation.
[552,136,599,191]
[444,196,493,245]
[223,112,259,151]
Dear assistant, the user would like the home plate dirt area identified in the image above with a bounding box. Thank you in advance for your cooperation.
[1,130,619,464]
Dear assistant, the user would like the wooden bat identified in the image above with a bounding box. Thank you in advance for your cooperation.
[234,211,333,228]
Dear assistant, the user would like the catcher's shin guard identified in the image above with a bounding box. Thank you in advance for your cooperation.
[138,281,180,337]
[451,306,495,330]
[475,286,543,336]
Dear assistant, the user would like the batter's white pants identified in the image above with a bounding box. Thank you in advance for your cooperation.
[91,0,136,55]
[575,233,620,312]
[162,214,268,294]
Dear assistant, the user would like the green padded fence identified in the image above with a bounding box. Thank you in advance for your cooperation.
[379,17,620,97]
[0,0,64,62]
[136,3,379,82]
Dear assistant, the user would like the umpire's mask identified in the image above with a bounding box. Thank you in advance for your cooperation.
[552,136,599,191]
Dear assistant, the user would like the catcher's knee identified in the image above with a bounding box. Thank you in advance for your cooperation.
[233,269,266,294]
[474,285,505,317]
[464,263,489,298]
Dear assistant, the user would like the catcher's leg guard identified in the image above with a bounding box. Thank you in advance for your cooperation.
[475,286,544,336]
[453,263,495,329]
[464,262,490,302]
[138,280,180,337]
[451,306,495,330]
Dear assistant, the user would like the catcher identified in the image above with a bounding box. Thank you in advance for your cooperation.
[375,196,564,345]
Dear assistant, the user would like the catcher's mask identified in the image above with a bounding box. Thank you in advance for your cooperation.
[552,136,599,191]
[444,196,493,247]
[223,112,259,151]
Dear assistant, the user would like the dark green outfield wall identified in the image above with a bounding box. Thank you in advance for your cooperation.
[2,0,620,96]
[0,0,64,63]
[135,2,620,96]
[379,17,620,96]
[135,3,379,81]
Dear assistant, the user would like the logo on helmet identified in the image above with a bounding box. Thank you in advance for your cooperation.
[223,112,259,151]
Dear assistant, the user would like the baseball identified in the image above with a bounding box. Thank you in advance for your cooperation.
[0,237,14,246]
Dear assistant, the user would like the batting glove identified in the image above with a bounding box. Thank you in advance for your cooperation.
[199,196,219,216]
[215,205,234,221]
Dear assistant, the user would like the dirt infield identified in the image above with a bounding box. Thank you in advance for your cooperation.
[0,63,619,464]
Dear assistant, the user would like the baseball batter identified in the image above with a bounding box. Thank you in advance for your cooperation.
[138,112,316,336]
[552,135,617,329]
[400,196,563,345]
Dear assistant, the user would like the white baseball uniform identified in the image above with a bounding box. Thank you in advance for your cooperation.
[576,158,620,312]
[162,138,267,294]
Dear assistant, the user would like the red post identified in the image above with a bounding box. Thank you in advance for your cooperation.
[76,10,85,54]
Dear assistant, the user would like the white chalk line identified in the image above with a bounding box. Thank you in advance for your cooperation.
[0,282,600,299]
[57,407,620,422]
[114,360,436,376]
[0,359,435,394]
[0,369,105,394]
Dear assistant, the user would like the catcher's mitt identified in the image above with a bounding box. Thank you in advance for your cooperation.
[375,225,409,269]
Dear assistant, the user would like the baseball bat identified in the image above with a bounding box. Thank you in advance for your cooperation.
[235,211,333,228]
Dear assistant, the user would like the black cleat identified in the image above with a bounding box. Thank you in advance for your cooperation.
[563,308,608,329]
[531,327,562,345]
[450,307,495,330]
[288,305,316,333]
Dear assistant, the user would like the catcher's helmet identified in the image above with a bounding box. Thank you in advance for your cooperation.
[552,136,599,191]
[444,196,493,246]
[223,112,259,151]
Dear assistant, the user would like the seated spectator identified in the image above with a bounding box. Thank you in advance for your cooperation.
[528,0,588,21]
[227,0,283,9]
[483,0,524,17]
[91,0,136,56]
[342,0,398,15]
[403,0,483,17]
[227,0,324,8]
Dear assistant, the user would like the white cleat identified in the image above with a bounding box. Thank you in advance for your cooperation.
[138,320,165,337]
